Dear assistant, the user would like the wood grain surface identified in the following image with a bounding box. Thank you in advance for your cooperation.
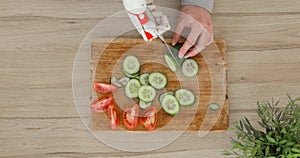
[90,38,228,131]
[1,0,300,157]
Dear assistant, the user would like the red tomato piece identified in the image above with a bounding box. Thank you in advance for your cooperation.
[108,103,119,130]
[139,106,158,131]
[94,82,117,94]
[90,95,113,113]
[122,105,140,130]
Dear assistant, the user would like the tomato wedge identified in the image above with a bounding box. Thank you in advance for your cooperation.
[140,106,158,131]
[108,103,119,130]
[122,105,140,130]
[90,95,113,113]
[94,82,117,94]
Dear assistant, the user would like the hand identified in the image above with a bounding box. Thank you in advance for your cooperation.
[172,5,214,58]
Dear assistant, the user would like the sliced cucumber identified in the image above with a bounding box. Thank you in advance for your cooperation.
[123,55,140,75]
[182,59,199,78]
[148,72,167,89]
[138,85,156,102]
[209,103,220,111]
[125,79,141,98]
[164,54,177,72]
[161,94,180,115]
[110,76,122,88]
[175,89,195,107]
[159,91,174,103]
[119,77,130,86]
[139,100,152,109]
[139,73,150,85]
[124,70,139,78]
[132,75,140,80]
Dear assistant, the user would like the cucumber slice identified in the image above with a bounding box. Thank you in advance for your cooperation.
[139,73,150,85]
[124,70,139,78]
[159,91,174,103]
[123,55,140,75]
[119,77,130,86]
[148,72,167,89]
[182,59,199,78]
[175,89,195,106]
[125,79,141,98]
[161,94,180,115]
[164,54,177,72]
[209,103,220,111]
[138,85,156,102]
[139,100,152,109]
[110,76,122,88]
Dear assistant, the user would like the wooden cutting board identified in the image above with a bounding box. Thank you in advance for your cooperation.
[90,38,228,131]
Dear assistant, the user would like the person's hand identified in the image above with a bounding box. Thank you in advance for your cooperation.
[172,5,214,58]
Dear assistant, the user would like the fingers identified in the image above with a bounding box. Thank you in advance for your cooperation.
[172,21,185,46]
[184,31,213,58]
[178,28,201,58]
[173,5,214,58]
[184,47,201,58]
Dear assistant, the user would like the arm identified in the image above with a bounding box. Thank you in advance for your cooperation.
[181,0,214,13]
[173,0,214,58]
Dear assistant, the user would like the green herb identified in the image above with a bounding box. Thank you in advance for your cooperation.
[224,95,300,158]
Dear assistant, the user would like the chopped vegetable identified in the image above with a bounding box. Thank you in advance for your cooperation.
[175,89,196,106]
[138,85,156,102]
[139,100,152,109]
[182,59,199,78]
[122,105,139,130]
[140,106,158,131]
[125,79,141,98]
[161,94,180,115]
[123,55,140,75]
[164,54,177,72]
[90,95,113,113]
[159,91,174,103]
[139,73,150,85]
[94,81,117,94]
[148,72,167,89]
[110,76,122,88]
[209,103,220,111]
[119,77,130,86]
[108,103,119,130]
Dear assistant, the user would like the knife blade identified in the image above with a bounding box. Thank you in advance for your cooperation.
[145,8,181,70]
[157,34,181,70]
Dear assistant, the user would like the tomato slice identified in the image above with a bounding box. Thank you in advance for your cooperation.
[140,106,158,131]
[90,95,113,113]
[94,82,117,94]
[108,103,119,130]
[122,105,140,130]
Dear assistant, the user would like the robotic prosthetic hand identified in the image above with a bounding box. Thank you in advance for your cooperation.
[123,0,170,41]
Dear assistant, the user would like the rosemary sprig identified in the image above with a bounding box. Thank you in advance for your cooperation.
[224,95,300,158]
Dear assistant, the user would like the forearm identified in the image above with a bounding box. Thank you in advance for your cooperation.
[181,0,214,13]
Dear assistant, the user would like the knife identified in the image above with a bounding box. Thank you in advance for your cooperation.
[145,8,181,70]
[157,34,181,69]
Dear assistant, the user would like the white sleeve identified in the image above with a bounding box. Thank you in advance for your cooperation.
[181,0,214,13]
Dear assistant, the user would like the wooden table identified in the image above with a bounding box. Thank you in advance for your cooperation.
[0,0,299,157]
